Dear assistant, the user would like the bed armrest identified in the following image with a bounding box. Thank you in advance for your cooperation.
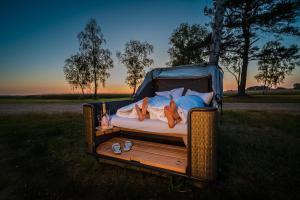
[187,107,217,182]
[89,99,134,126]
[83,99,134,154]
[83,104,95,154]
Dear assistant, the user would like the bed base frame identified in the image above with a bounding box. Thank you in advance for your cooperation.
[83,101,217,183]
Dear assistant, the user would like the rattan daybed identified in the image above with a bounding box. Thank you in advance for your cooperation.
[83,63,223,182]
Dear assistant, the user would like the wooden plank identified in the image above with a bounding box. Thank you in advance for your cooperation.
[96,137,187,173]
[129,148,186,173]
[98,142,186,173]
[113,137,186,152]
[96,127,120,136]
[182,136,187,147]
[105,138,186,159]
[117,127,185,139]
[96,143,131,161]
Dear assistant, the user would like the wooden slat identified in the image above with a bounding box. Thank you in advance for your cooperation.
[182,136,187,147]
[96,127,120,136]
[96,137,187,173]
[110,137,186,152]
[117,127,185,139]
[105,138,186,160]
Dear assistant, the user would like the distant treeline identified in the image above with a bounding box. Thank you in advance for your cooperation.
[0,93,131,100]
[224,89,300,96]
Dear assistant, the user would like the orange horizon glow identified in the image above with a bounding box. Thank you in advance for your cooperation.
[1,1,299,96]
[0,70,299,95]
[0,81,298,96]
[0,82,132,95]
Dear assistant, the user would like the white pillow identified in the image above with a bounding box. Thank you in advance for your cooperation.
[155,87,184,99]
[185,89,214,105]
[155,90,170,98]
[170,87,184,99]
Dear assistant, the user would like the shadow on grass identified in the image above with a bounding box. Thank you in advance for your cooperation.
[0,111,299,199]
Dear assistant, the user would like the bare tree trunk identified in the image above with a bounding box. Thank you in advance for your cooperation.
[94,74,97,99]
[93,54,98,99]
[209,0,225,65]
[236,80,240,92]
[238,53,248,96]
[132,85,136,96]
[238,17,250,97]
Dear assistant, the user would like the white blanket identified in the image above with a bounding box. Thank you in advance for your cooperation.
[116,95,205,124]
[111,115,187,135]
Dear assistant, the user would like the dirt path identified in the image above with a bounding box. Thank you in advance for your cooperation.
[0,104,82,115]
[0,103,300,115]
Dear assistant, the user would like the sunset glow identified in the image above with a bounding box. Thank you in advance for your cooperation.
[0,0,299,95]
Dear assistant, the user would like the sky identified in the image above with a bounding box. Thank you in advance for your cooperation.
[0,0,299,95]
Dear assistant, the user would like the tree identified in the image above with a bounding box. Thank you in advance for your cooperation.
[63,53,90,95]
[78,18,113,99]
[255,41,300,89]
[167,23,210,66]
[221,0,300,96]
[220,52,242,89]
[294,83,300,90]
[206,0,226,64]
[117,40,154,95]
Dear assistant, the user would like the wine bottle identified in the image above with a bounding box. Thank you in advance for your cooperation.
[101,102,109,129]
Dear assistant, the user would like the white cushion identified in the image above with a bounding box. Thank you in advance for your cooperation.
[155,87,184,99]
[111,115,187,136]
[155,90,170,99]
[185,89,213,105]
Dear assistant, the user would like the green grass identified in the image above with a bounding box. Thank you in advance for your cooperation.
[223,94,300,103]
[225,89,300,95]
[0,112,299,199]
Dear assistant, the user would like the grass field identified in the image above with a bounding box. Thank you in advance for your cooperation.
[1,90,300,104]
[0,111,299,199]
[223,89,300,103]
[223,94,300,103]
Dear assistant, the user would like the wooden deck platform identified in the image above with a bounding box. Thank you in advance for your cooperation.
[96,137,187,173]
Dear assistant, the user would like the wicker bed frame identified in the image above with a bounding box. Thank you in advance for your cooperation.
[83,75,218,182]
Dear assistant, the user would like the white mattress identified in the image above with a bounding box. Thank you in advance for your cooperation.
[111,115,187,136]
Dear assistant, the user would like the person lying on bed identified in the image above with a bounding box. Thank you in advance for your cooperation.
[116,88,213,128]
[134,97,181,128]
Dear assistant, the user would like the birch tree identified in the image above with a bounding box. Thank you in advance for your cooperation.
[255,41,300,89]
[117,40,154,95]
[78,18,113,98]
[222,0,300,96]
[207,0,226,65]
[63,53,90,95]
[167,23,210,66]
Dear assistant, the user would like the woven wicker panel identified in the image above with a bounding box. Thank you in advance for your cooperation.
[190,110,216,181]
[83,106,94,153]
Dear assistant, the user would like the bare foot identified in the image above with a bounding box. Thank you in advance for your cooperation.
[142,97,148,116]
[169,100,180,122]
[164,106,175,128]
[135,104,145,121]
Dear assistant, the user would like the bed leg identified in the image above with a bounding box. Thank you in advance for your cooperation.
[83,105,95,154]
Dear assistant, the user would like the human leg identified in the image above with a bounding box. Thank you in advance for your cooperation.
[135,104,145,121]
[169,100,181,123]
[164,105,175,128]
